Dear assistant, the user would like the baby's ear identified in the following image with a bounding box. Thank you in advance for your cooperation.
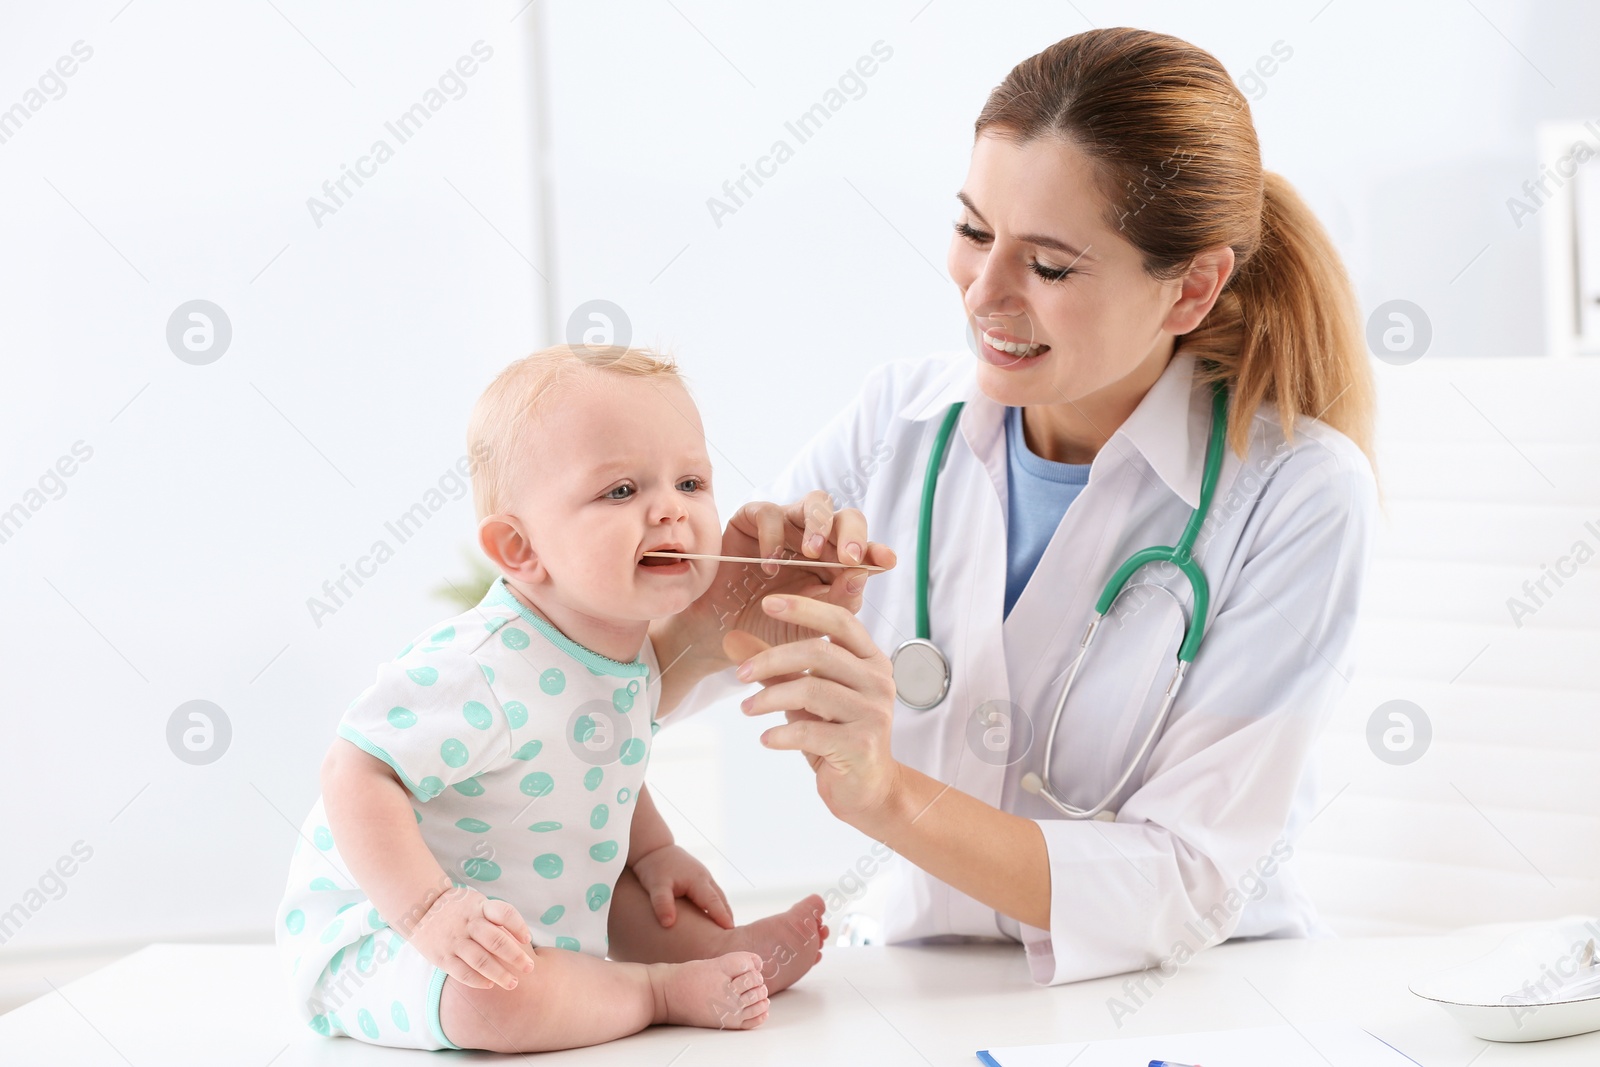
[478,514,543,582]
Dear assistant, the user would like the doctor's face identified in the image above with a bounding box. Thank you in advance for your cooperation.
[947,132,1189,409]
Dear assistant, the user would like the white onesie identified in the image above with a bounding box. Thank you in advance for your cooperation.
[273,575,658,1050]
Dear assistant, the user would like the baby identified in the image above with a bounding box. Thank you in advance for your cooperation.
[274,345,827,1053]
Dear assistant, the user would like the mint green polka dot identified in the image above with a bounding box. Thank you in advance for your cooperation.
[285,909,305,935]
[313,826,333,850]
[617,786,633,804]
[613,687,634,713]
[440,738,469,767]
[527,820,562,832]
[452,777,484,797]
[504,701,528,728]
[328,946,346,976]
[520,772,554,797]
[586,883,612,911]
[367,907,384,929]
[539,668,565,695]
[456,817,491,833]
[406,666,438,686]
[513,740,542,760]
[533,853,564,879]
[320,919,344,943]
[310,877,338,891]
[335,902,359,915]
[584,767,603,791]
[357,1007,379,1039]
[328,1012,345,1034]
[501,627,530,650]
[309,1014,331,1036]
[387,706,416,729]
[357,936,377,973]
[619,738,646,765]
[414,808,422,823]
[590,804,608,829]
[462,701,493,730]
[431,625,455,643]
[574,715,596,744]
[480,663,495,685]
[395,642,414,659]
[539,904,565,924]
[390,1000,409,1032]
[485,615,506,632]
[418,776,444,798]
[651,720,660,736]
[463,858,501,881]
[589,840,618,862]
[555,936,580,951]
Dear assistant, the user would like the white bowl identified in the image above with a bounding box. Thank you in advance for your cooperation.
[1411,918,1600,1042]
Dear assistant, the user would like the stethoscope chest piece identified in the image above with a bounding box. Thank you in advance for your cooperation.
[891,638,950,711]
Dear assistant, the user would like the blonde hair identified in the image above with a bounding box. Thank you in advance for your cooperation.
[467,344,683,520]
[975,28,1376,466]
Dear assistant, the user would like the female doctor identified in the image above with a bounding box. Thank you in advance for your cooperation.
[645,27,1379,986]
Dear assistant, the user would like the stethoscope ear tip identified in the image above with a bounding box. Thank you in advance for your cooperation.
[1020,772,1044,795]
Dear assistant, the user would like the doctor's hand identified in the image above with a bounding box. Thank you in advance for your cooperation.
[665,490,898,669]
[731,596,903,827]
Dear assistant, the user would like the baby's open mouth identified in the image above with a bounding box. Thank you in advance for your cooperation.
[639,543,689,568]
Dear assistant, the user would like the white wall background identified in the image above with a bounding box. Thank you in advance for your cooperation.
[2,0,1596,1001]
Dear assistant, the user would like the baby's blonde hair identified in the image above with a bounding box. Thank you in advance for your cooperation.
[468,344,683,521]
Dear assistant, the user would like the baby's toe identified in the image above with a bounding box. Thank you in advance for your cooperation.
[721,950,763,977]
[737,996,770,1028]
[730,969,765,996]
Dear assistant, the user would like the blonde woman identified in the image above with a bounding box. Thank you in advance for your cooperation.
[634,27,1378,986]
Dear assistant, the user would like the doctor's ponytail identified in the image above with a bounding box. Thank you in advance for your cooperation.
[974,28,1376,464]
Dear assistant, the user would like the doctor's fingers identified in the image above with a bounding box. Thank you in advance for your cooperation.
[760,593,884,663]
[741,673,885,726]
[730,500,793,576]
[738,635,884,694]
[785,496,873,566]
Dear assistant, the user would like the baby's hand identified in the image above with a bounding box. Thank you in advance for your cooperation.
[633,843,735,930]
[409,886,536,990]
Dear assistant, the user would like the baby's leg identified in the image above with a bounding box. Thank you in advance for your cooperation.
[608,867,830,994]
[438,945,769,1052]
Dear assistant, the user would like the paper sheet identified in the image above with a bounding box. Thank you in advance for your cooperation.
[977,1021,1422,1066]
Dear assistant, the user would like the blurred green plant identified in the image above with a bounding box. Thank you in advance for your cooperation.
[433,546,499,610]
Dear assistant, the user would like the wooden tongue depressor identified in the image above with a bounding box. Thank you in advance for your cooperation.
[640,551,888,574]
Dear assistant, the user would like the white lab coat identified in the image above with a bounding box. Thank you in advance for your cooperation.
[653,346,1377,986]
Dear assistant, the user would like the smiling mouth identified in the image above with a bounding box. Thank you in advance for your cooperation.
[984,329,1049,357]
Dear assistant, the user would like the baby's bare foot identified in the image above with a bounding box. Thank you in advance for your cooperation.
[724,893,829,995]
[652,951,769,1030]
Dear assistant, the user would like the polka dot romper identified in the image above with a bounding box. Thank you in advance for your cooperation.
[273,576,658,1050]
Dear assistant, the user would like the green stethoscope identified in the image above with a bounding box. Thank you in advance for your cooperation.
[888,381,1229,820]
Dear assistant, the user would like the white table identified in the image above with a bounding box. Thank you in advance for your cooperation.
[3,931,1597,1065]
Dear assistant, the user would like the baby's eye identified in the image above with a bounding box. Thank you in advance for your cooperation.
[677,477,703,493]
[605,483,635,500]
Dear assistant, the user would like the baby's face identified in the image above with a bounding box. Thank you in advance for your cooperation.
[507,372,720,623]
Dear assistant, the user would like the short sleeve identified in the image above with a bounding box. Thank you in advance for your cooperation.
[335,646,512,803]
